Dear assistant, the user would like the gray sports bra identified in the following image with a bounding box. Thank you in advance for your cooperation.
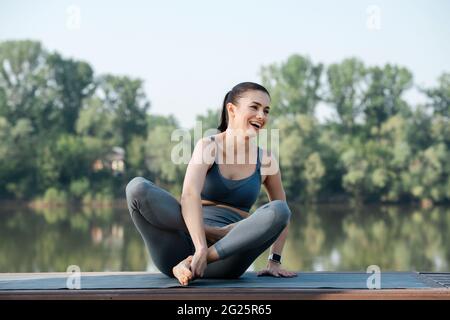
[200,136,262,212]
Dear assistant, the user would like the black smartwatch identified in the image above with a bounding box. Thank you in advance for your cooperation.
[268,253,282,264]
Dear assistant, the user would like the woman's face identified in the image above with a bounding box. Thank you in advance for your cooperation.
[227,90,271,136]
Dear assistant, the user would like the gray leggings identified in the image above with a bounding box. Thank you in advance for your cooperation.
[125,177,291,279]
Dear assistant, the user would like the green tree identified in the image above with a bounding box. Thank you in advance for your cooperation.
[0,41,54,132]
[144,124,186,196]
[148,114,179,129]
[303,152,326,201]
[76,96,117,144]
[97,75,150,147]
[46,52,94,133]
[424,72,450,118]
[362,64,413,130]
[195,108,220,132]
[261,54,323,116]
[326,58,366,133]
[278,114,327,201]
[0,117,36,198]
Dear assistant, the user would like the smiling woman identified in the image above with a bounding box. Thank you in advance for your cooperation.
[217,82,271,134]
[126,82,297,286]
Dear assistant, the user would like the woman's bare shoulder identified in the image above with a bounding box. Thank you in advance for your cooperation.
[191,135,219,166]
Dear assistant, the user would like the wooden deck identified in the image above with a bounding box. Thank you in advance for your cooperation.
[1,272,449,300]
[2,287,449,300]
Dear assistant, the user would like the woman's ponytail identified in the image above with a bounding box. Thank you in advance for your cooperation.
[217,91,231,132]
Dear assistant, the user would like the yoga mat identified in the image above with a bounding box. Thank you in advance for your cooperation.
[0,272,435,290]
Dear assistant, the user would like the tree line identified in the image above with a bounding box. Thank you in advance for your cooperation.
[0,40,448,205]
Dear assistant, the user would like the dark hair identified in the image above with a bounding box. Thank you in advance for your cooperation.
[217,82,271,132]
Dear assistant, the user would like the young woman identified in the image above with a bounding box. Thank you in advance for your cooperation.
[126,82,297,286]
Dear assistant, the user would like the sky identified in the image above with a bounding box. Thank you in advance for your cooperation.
[1,0,449,128]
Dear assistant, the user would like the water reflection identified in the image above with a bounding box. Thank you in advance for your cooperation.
[0,202,448,273]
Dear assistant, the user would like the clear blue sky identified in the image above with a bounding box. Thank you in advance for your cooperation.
[1,0,449,128]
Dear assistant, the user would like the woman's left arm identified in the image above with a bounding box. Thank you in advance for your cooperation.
[257,152,297,278]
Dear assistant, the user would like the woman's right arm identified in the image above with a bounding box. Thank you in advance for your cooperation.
[180,137,215,276]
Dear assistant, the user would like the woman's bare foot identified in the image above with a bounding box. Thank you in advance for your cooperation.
[172,255,193,286]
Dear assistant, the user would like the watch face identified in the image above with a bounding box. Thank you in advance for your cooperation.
[269,254,281,263]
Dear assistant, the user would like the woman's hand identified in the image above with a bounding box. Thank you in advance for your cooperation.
[190,248,208,278]
[257,260,297,277]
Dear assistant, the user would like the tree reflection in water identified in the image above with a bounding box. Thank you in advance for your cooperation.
[0,202,448,273]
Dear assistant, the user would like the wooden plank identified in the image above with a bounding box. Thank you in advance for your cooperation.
[0,288,449,300]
